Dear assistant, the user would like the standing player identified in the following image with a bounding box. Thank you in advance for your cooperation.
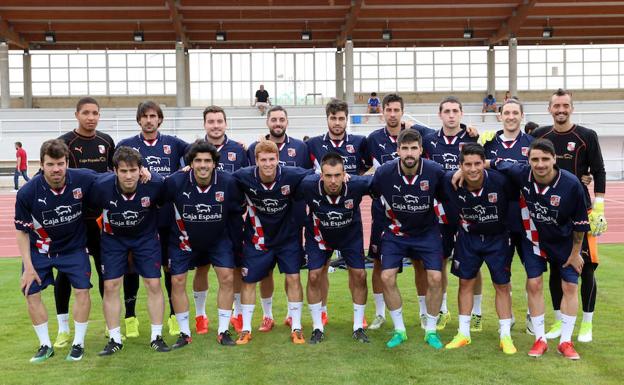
[233,141,312,345]
[371,129,446,349]
[247,105,311,332]
[531,89,607,343]
[441,143,516,354]
[483,99,534,333]
[366,93,435,330]
[55,97,141,346]
[91,147,170,355]
[164,140,244,347]
[306,99,370,327]
[487,139,589,359]
[117,101,189,337]
[422,96,479,331]
[297,153,371,343]
[197,106,248,334]
[16,139,97,362]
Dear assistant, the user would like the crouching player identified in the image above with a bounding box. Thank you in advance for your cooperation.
[455,138,589,359]
[297,152,371,344]
[441,143,516,354]
[16,139,98,362]
[164,140,245,347]
[233,141,312,345]
[90,147,170,355]
[371,129,446,349]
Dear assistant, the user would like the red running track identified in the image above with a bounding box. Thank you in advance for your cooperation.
[1,181,622,258]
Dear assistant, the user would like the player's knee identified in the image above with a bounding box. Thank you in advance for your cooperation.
[285,274,301,288]
[561,281,578,296]
[427,271,442,288]
[349,269,366,285]
[526,278,542,294]
[144,278,162,293]
[493,283,510,294]
[171,274,187,288]
[217,271,234,289]
[74,289,90,303]
[308,269,322,286]
[104,278,122,291]
[380,270,396,286]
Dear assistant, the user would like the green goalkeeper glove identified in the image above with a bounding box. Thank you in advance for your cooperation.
[478,130,496,145]
[589,200,607,236]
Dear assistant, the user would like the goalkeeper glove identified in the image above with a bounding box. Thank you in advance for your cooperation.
[589,199,607,236]
[478,130,496,145]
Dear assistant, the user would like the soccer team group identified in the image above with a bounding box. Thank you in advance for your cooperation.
[16,90,607,363]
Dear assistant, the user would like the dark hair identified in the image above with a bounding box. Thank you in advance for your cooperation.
[320,152,344,169]
[487,94,493,99]
[439,96,463,112]
[203,105,227,123]
[397,128,422,146]
[325,99,349,117]
[185,139,220,165]
[459,143,486,163]
[549,88,573,106]
[501,98,524,114]
[524,121,539,135]
[113,146,143,169]
[136,100,164,127]
[76,97,99,112]
[15,141,22,147]
[529,138,556,158]
[40,139,69,163]
[382,93,404,111]
[267,105,288,119]
[303,135,310,142]
[371,92,377,97]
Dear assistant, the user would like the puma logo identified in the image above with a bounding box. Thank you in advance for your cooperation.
[74,146,83,154]
[249,188,258,196]
[393,185,401,192]
[38,197,47,205]
[459,195,466,203]
[312,199,321,206]
[378,143,386,150]
[182,192,191,199]
[109,200,118,207]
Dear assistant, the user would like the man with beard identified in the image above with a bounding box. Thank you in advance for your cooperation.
[196,106,248,335]
[246,106,311,332]
[371,129,446,349]
[531,89,607,343]
[306,99,370,327]
[117,101,189,337]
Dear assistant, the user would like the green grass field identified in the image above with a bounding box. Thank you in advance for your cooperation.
[0,245,622,385]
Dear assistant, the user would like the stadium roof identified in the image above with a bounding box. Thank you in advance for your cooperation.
[1,0,624,50]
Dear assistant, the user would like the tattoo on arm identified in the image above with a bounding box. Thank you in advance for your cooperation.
[573,231,584,247]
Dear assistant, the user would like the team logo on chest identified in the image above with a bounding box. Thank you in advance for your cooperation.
[215,191,224,202]
[567,142,576,152]
[288,148,296,157]
[550,195,561,207]
[281,185,291,195]
[163,145,171,154]
[344,199,354,209]
[346,144,355,154]
[488,193,498,203]
[228,152,237,161]
[98,145,106,154]
[521,147,529,157]
[141,196,151,207]
[73,188,83,199]
[420,180,429,191]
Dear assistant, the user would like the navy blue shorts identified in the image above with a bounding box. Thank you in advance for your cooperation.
[521,237,579,284]
[168,237,235,276]
[441,224,457,259]
[25,248,92,295]
[241,240,303,283]
[380,228,443,271]
[305,233,365,270]
[101,233,162,280]
[451,231,512,285]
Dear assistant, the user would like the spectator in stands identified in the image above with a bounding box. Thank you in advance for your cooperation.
[255,84,271,116]
[497,91,512,121]
[482,94,497,122]
[524,121,539,136]
[14,141,30,191]
[365,92,382,123]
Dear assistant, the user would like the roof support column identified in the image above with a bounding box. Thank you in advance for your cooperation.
[175,41,189,107]
[487,46,495,96]
[0,42,10,109]
[335,49,344,100]
[508,37,517,97]
[23,50,32,108]
[344,40,354,105]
